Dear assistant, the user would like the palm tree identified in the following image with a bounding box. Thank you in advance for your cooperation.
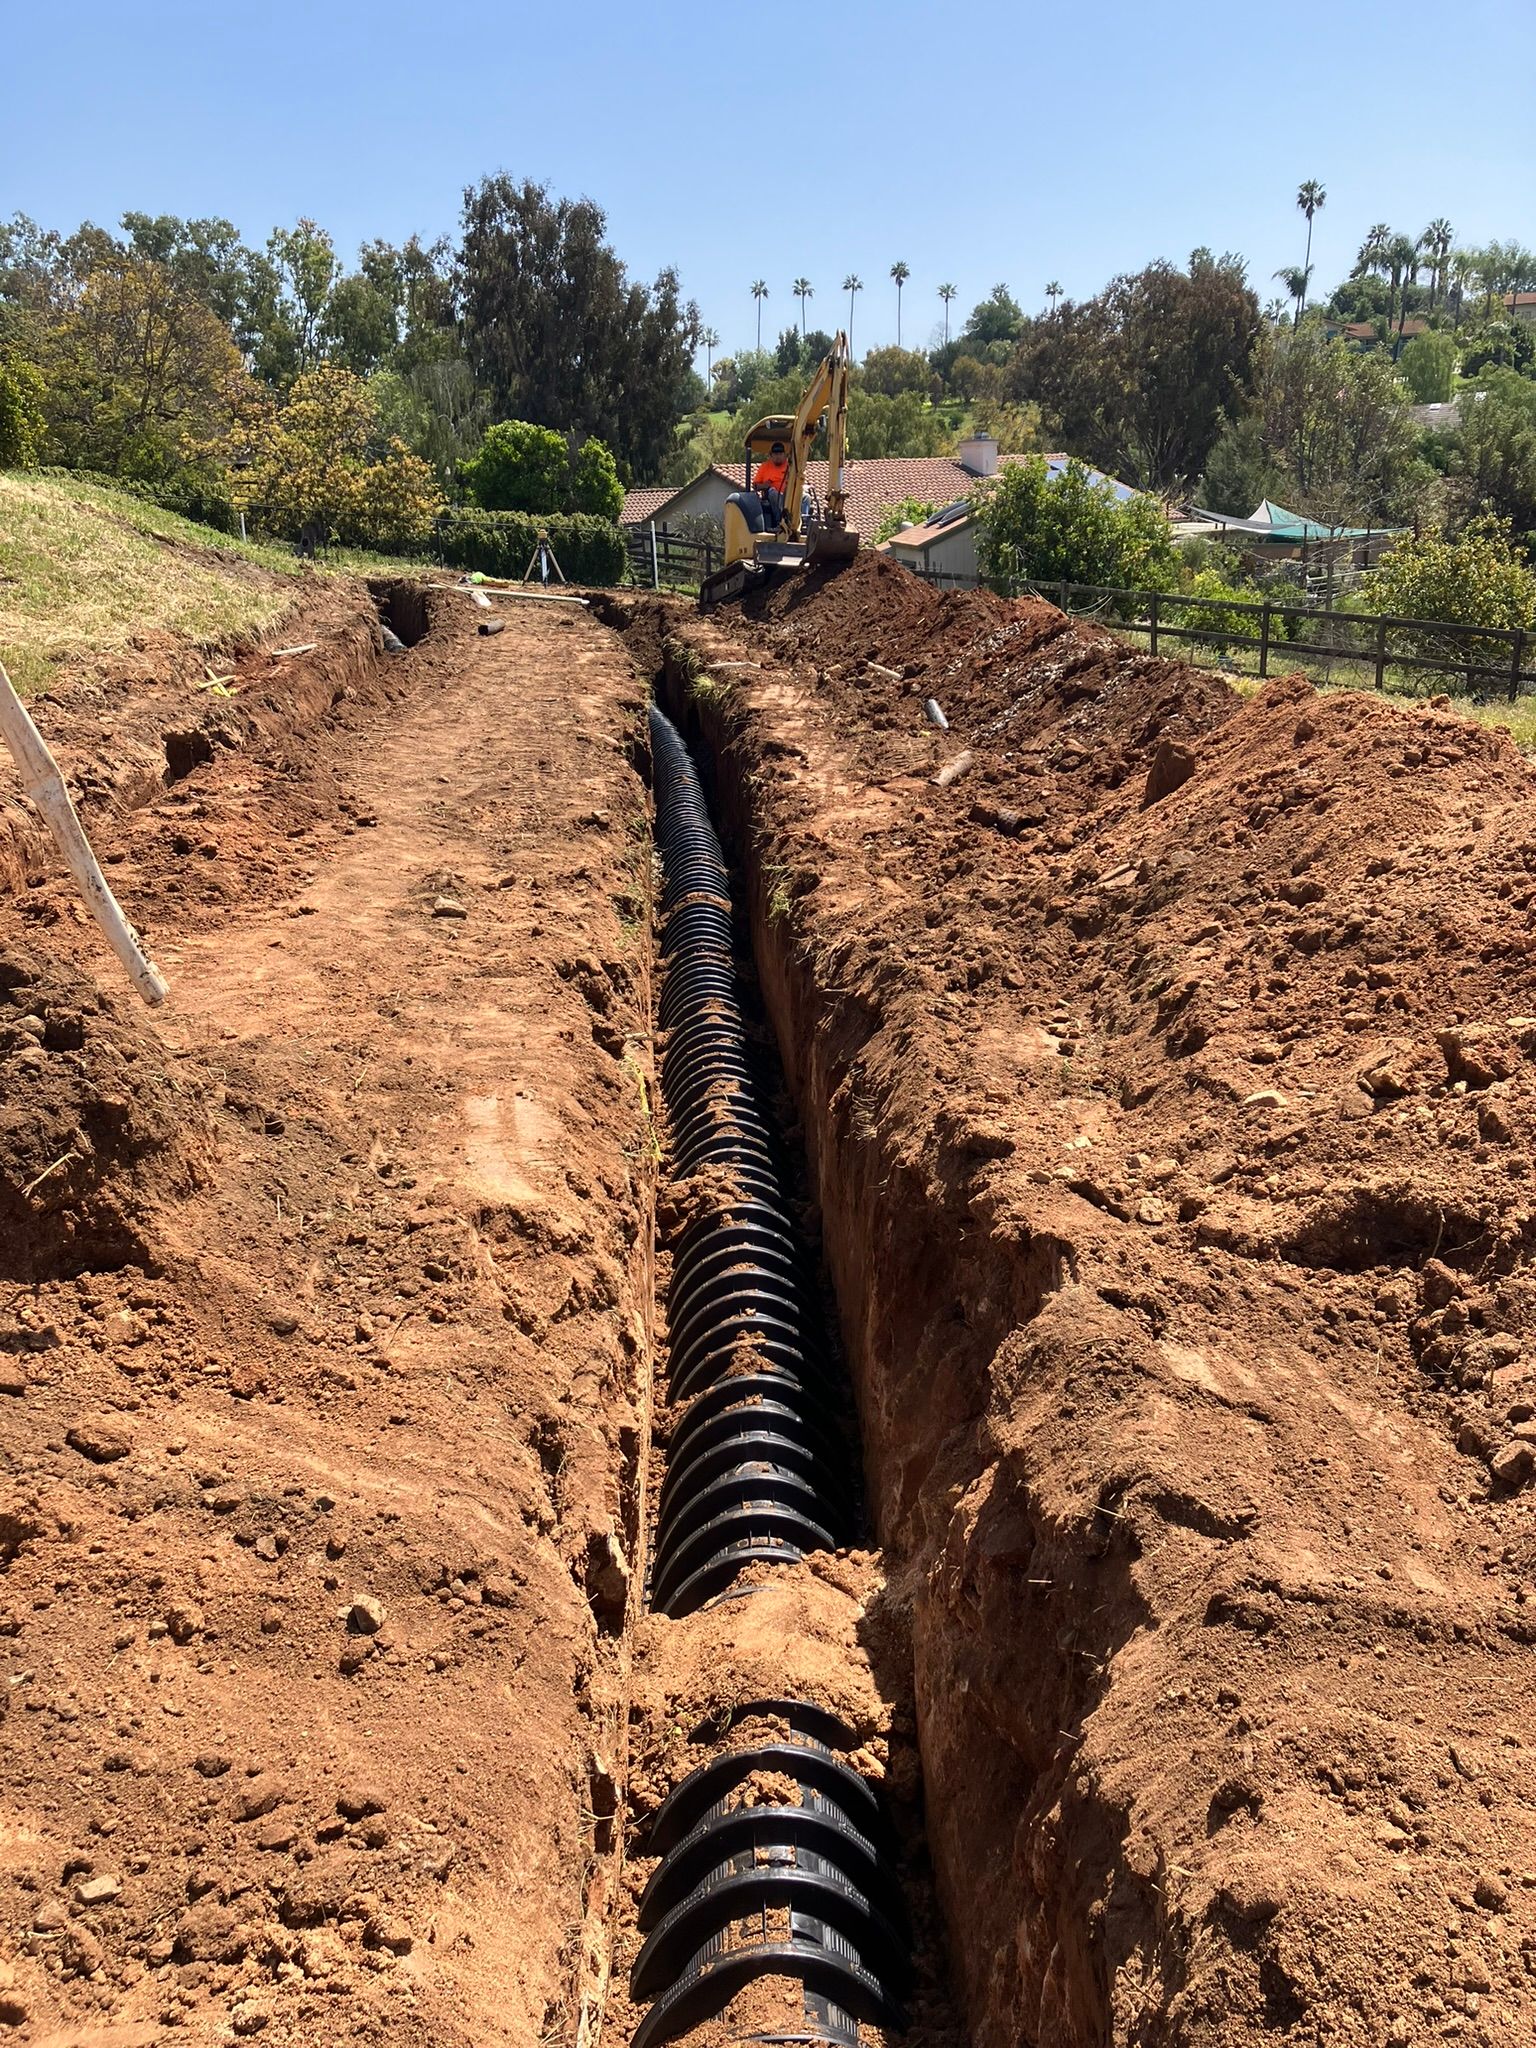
[842,274,863,358]
[1450,249,1478,330]
[1422,219,1454,314]
[1275,264,1311,327]
[1386,234,1421,344]
[702,326,720,387]
[890,260,910,347]
[1355,222,1391,277]
[750,279,769,352]
[1045,280,1063,313]
[937,282,957,344]
[792,277,813,338]
[1296,179,1326,285]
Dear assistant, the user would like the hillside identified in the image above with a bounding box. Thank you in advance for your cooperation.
[0,471,421,695]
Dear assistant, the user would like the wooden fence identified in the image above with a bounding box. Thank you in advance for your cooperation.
[910,567,1536,701]
[623,524,720,589]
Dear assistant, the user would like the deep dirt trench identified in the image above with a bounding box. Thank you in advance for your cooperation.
[8,559,1536,2048]
[601,563,1536,2048]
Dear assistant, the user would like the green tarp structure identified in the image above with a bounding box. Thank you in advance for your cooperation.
[1188,497,1399,543]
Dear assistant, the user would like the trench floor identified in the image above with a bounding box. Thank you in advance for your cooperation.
[0,599,659,2045]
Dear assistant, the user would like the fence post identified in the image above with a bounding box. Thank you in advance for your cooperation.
[1512,629,1526,704]
[1148,588,1160,659]
[649,521,660,592]
[1374,615,1388,693]
[1058,579,1069,614]
[1258,599,1272,679]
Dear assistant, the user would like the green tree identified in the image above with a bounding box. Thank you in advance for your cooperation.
[1198,413,1281,514]
[459,177,699,478]
[1356,223,1391,277]
[230,364,443,551]
[846,387,948,457]
[1385,233,1422,344]
[255,218,341,383]
[320,270,399,375]
[1449,370,1536,541]
[970,396,1043,455]
[1359,516,1536,674]
[42,254,244,476]
[461,419,570,512]
[1399,330,1457,404]
[1010,251,1260,492]
[872,497,938,543]
[1422,219,1455,314]
[369,358,489,489]
[0,349,46,465]
[570,435,623,520]
[1258,329,1423,524]
[972,456,1177,592]
[1275,264,1311,327]
[793,278,813,336]
[960,283,1024,353]
[858,346,931,399]
[751,279,769,351]
[842,274,863,357]
[937,282,956,343]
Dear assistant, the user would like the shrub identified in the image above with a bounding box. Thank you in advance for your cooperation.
[461,419,626,522]
[872,498,937,544]
[570,435,623,520]
[1399,331,1457,405]
[1359,514,1536,685]
[36,463,239,534]
[973,455,1177,596]
[461,419,570,512]
[0,351,47,467]
[435,508,626,586]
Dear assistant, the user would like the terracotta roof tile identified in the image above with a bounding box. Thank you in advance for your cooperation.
[618,486,675,526]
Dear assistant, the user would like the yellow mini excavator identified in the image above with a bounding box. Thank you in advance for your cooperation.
[699,331,860,611]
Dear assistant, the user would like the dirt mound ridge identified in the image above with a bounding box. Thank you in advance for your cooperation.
[0,946,214,1281]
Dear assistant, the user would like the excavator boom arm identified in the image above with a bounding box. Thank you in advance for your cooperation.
[782,332,849,539]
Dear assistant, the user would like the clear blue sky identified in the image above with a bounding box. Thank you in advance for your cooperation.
[6,0,1533,362]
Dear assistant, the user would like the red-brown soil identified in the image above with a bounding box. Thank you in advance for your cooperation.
[629,551,1536,2048]
[1,594,658,2045]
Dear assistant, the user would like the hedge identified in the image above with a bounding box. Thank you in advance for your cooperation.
[435,508,627,587]
[37,465,239,535]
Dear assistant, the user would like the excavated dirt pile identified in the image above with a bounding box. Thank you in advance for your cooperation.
[636,550,1536,2048]
[0,943,214,1283]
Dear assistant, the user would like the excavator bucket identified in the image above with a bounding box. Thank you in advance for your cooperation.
[806,523,860,565]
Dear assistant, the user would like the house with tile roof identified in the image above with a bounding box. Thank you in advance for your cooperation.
[619,435,1079,546]
[879,454,1143,584]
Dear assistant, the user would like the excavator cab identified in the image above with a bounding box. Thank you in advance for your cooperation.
[701,335,860,611]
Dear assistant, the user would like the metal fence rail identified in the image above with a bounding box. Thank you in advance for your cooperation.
[624,523,720,590]
[909,566,1536,700]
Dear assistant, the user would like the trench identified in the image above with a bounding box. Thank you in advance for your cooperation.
[596,605,1123,2048]
[612,697,958,2048]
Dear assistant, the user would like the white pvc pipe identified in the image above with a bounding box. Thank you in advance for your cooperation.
[0,658,170,1006]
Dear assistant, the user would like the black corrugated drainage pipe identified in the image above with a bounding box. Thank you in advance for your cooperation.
[635,704,907,2047]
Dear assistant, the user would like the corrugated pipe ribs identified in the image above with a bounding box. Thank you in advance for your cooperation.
[634,705,908,2048]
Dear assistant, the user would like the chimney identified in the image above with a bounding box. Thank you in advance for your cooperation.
[957,432,999,479]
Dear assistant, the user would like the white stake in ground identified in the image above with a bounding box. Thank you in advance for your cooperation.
[0,656,170,1006]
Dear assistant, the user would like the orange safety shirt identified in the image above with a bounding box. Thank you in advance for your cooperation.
[753,455,789,493]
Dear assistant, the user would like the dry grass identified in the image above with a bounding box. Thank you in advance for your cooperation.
[0,472,432,696]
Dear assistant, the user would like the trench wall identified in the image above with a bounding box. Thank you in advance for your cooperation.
[655,634,1139,2048]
